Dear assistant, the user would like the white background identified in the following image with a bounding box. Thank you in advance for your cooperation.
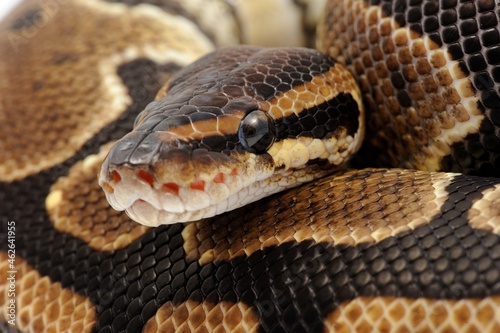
[0,0,23,21]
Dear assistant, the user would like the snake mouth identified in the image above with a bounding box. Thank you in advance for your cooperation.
[100,166,239,225]
[98,151,279,226]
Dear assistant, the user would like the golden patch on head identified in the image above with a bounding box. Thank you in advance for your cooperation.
[0,252,96,331]
[158,113,245,141]
[324,296,500,332]
[45,143,150,251]
[316,0,483,171]
[143,300,259,333]
[182,169,452,264]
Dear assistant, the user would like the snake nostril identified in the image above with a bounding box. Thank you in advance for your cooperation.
[137,170,155,187]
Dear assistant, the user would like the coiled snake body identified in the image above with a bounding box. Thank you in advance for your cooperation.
[1,0,500,332]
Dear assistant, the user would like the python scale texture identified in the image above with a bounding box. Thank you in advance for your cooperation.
[2,0,500,332]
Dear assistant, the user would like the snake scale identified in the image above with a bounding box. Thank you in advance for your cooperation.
[1,0,500,332]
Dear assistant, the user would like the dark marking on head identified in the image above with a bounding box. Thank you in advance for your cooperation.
[197,134,239,153]
[274,93,360,141]
[107,130,155,166]
[167,47,335,101]
[132,89,357,159]
[183,134,240,154]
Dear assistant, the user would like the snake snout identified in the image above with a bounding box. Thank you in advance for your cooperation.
[99,131,257,226]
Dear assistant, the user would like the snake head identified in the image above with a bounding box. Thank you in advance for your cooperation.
[99,46,364,226]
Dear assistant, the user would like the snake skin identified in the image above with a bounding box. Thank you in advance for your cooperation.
[318,0,500,175]
[2,0,500,332]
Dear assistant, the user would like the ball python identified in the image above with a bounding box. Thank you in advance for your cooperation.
[1,0,500,332]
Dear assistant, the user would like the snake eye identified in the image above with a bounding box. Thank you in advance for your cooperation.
[238,110,276,154]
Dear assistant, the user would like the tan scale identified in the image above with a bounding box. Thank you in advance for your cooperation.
[468,184,500,235]
[45,143,150,251]
[316,0,483,171]
[143,300,260,333]
[0,253,96,332]
[324,296,500,333]
[182,169,452,264]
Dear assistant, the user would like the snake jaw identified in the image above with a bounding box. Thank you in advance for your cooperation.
[98,149,280,226]
[99,133,358,226]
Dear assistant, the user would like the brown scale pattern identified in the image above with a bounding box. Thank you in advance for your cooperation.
[468,183,500,233]
[324,296,500,332]
[0,0,213,182]
[3,0,500,332]
[317,0,481,172]
[0,253,96,332]
[183,168,450,264]
[143,301,259,332]
[45,143,150,251]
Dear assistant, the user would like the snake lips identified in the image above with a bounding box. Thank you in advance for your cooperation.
[99,46,365,226]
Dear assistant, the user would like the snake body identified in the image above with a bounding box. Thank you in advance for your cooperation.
[2,0,500,332]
